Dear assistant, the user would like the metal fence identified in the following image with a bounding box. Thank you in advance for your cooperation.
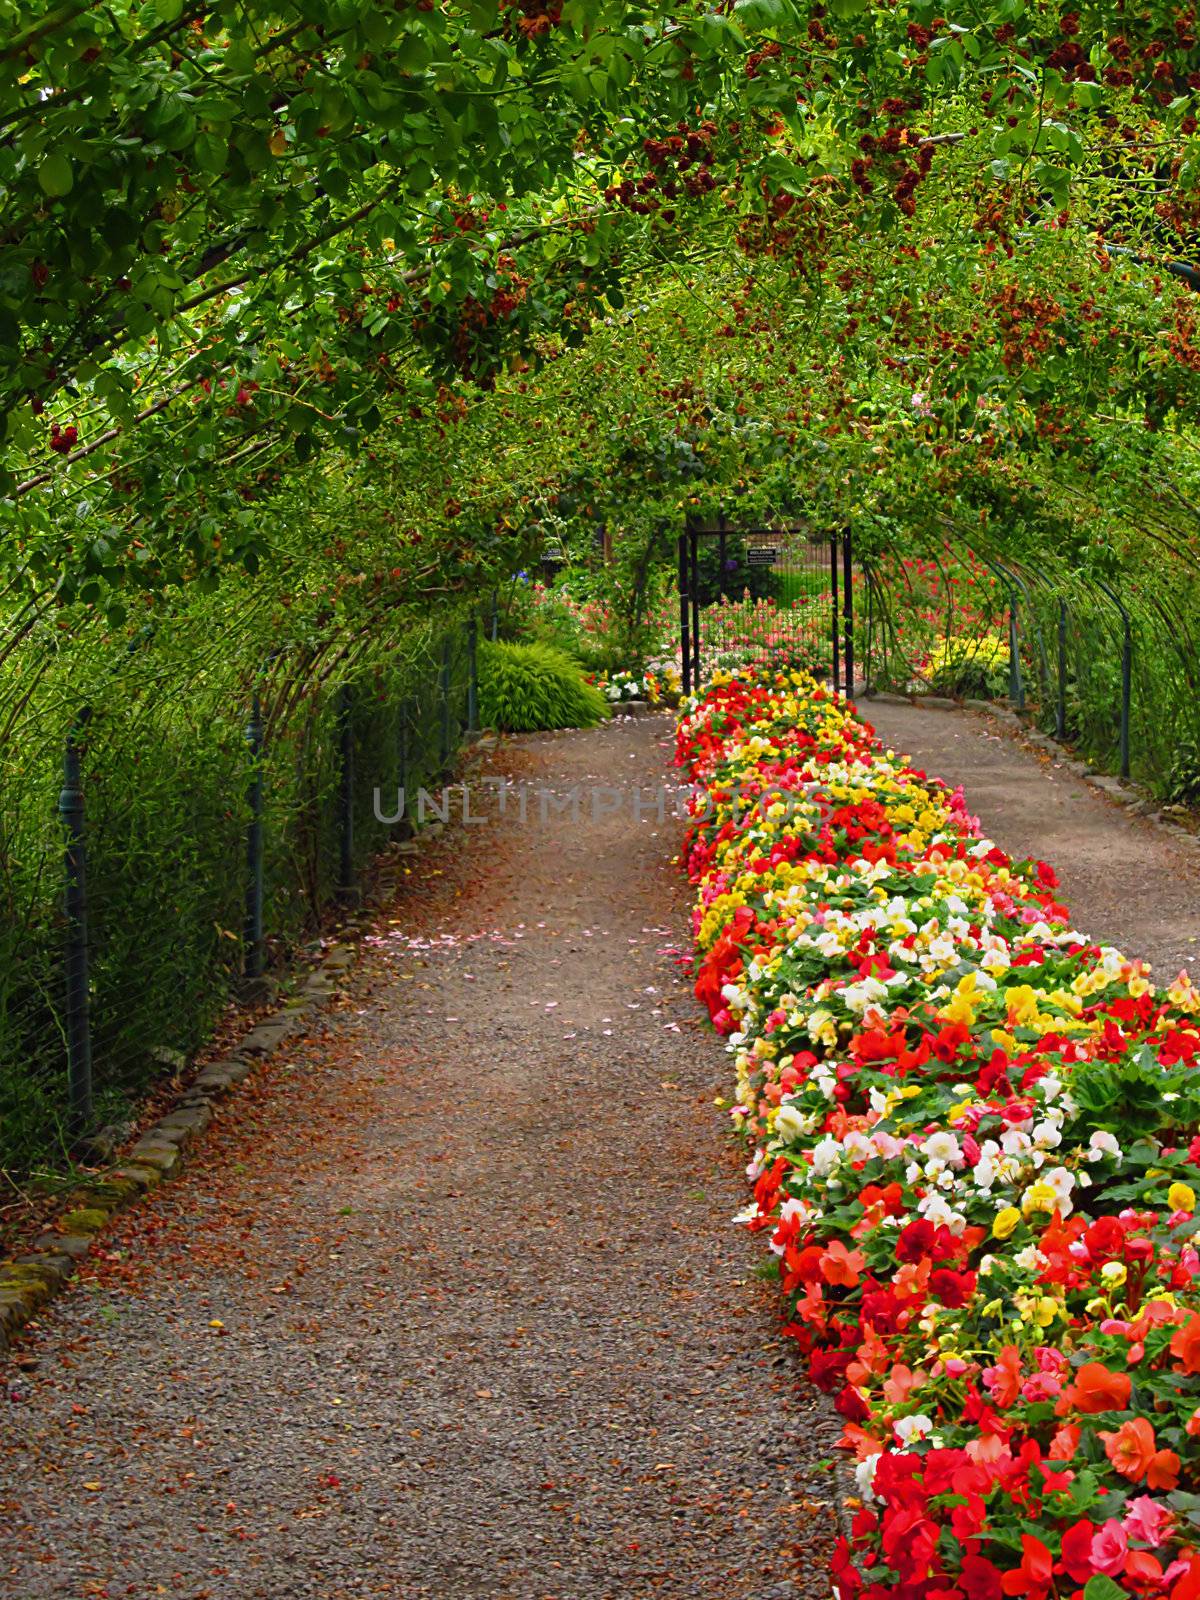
[2,612,479,1178]
[860,545,1200,801]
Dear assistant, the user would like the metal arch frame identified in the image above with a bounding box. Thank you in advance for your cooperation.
[1093,578,1132,780]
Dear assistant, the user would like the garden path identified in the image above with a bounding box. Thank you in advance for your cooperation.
[863,698,1200,980]
[1,714,840,1600]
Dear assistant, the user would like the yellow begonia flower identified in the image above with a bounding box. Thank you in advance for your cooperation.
[939,973,981,1026]
[1004,985,1040,1027]
[1169,1181,1197,1213]
[1022,1182,1058,1216]
[992,1207,1021,1240]
[1033,1296,1059,1328]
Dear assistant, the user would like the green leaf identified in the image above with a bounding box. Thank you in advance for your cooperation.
[734,0,788,27]
[193,132,228,176]
[1084,1578,1127,1600]
[37,153,74,197]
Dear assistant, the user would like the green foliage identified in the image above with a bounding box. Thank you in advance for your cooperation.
[1070,1047,1200,1142]
[477,640,609,732]
[925,634,1011,700]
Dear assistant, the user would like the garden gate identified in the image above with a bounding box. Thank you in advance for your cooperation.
[678,516,854,695]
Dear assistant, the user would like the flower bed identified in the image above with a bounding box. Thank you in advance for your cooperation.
[676,663,1200,1600]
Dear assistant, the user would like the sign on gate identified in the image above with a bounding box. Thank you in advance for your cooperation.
[746,547,778,567]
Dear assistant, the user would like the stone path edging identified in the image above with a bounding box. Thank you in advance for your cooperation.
[0,938,363,1356]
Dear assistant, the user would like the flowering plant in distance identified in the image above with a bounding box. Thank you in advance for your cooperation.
[591,662,681,706]
[598,669,647,702]
[676,663,1200,1600]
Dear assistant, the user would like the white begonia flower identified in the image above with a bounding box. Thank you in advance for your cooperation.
[811,1136,842,1177]
[778,1196,811,1228]
[1043,1166,1075,1207]
[1088,1130,1122,1164]
[1032,1121,1063,1150]
[894,1414,934,1446]
[855,1454,881,1503]
[774,1103,813,1144]
[1001,1128,1032,1156]
[918,1191,966,1234]
[1014,1244,1047,1272]
[843,976,889,1015]
[922,1131,963,1169]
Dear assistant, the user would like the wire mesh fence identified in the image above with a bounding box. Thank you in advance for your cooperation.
[0,603,478,1181]
[861,542,1200,805]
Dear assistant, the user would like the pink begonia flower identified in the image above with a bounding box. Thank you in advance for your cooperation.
[1091,1520,1129,1576]
[1123,1496,1173,1548]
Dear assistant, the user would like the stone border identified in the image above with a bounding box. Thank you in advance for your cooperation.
[862,690,1200,853]
[0,928,365,1355]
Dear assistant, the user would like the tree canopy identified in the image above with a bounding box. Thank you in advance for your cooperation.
[1,0,1198,634]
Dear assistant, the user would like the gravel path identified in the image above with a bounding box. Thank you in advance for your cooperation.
[863,699,1200,979]
[1,715,840,1600]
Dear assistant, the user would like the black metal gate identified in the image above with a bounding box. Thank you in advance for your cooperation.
[678,517,854,695]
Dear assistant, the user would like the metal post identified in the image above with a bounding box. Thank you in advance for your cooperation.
[718,516,728,602]
[1008,594,1023,710]
[489,590,498,643]
[398,699,409,798]
[244,691,265,979]
[679,531,692,696]
[689,528,700,688]
[830,535,840,693]
[1056,599,1067,740]
[842,526,854,696]
[439,636,451,769]
[1096,581,1132,778]
[58,714,93,1135]
[466,612,478,735]
[337,684,354,896]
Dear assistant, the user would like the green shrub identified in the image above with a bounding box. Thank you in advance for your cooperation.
[477,640,610,731]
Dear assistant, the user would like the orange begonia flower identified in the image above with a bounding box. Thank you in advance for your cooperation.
[820,1238,866,1287]
[1060,1362,1131,1415]
[1171,1313,1200,1375]
[1101,1417,1157,1481]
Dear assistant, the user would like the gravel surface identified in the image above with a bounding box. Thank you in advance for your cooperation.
[864,699,1200,979]
[1,715,841,1600]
